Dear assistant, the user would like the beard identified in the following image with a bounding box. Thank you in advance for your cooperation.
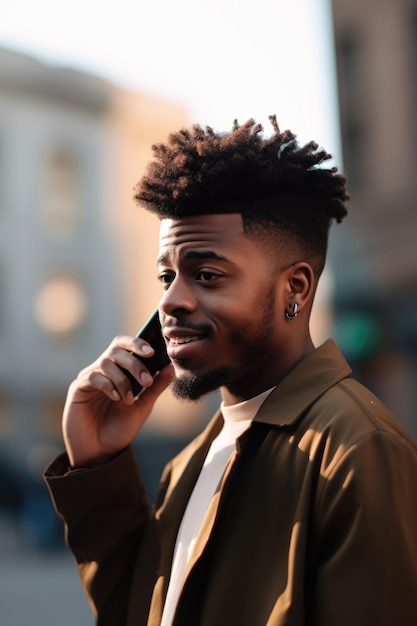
[170,286,276,402]
[171,366,230,401]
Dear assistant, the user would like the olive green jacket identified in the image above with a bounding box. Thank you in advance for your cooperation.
[45,340,417,625]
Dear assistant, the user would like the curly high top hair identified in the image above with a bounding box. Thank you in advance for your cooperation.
[135,116,349,274]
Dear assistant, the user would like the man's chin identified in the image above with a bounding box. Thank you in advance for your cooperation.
[170,368,229,402]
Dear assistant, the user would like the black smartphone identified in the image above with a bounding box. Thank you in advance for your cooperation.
[119,309,170,397]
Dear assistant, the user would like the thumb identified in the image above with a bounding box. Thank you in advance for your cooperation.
[137,364,174,409]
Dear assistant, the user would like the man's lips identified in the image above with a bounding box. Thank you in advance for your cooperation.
[163,325,209,357]
[168,335,205,346]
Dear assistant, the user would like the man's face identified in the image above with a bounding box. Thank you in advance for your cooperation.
[157,213,289,403]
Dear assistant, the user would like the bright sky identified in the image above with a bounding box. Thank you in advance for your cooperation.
[0,0,341,162]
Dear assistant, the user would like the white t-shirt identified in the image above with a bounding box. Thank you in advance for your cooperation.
[160,387,275,626]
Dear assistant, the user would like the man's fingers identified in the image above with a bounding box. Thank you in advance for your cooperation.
[76,348,160,404]
[137,364,174,406]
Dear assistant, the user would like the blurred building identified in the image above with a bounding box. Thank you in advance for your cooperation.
[331,0,417,438]
[0,48,214,533]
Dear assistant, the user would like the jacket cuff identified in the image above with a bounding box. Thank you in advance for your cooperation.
[43,446,145,522]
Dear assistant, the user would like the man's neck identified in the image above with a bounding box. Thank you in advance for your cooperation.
[220,338,315,407]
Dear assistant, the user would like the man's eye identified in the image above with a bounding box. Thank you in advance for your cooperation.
[158,273,174,288]
[197,271,219,283]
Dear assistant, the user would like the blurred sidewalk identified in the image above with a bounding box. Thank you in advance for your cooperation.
[0,515,93,626]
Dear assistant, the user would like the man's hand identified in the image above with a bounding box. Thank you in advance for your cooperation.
[62,335,173,467]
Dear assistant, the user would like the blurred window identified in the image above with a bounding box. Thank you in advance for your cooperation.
[0,394,15,436]
[42,150,81,239]
[34,272,87,334]
[0,135,2,213]
[409,5,417,160]
[40,395,66,437]
[336,30,366,190]
[0,266,2,331]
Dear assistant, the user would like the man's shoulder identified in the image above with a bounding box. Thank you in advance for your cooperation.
[303,375,416,453]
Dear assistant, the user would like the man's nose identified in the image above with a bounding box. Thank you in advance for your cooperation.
[158,276,197,317]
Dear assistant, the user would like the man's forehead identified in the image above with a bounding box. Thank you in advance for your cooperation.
[159,213,244,244]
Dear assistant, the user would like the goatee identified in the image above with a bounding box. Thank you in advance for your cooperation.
[170,367,230,401]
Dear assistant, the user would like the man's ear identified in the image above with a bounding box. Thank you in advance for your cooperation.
[283,262,316,317]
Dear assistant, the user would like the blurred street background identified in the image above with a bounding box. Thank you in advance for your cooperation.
[0,0,416,624]
[1,527,92,625]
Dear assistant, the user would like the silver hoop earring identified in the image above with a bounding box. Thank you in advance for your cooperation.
[285,302,298,320]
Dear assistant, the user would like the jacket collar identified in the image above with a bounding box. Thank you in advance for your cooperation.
[162,339,351,486]
[253,339,352,427]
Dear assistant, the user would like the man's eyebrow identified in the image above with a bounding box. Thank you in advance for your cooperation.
[156,253,170,266]
[156,250,229,265]
[184,250,229,262]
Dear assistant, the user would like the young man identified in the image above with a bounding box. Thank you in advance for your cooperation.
[45,118,417,626]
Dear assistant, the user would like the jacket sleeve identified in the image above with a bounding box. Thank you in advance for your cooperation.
[313,430,417,626]
[44,446,153,626]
